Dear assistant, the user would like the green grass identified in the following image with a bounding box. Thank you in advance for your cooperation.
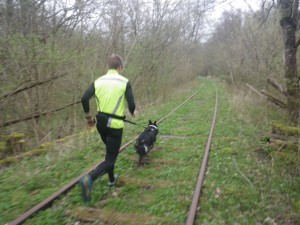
[198,84,300,225]
[1,78,299,224]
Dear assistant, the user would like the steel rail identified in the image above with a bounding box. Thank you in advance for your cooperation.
[8,88,201,225]
[185,88,218,225]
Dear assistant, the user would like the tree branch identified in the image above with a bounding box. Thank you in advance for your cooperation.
[0,73,66,102]
[260,90,287,108]
[267,77,288,96]
[246,83,265,98]
[0,100,81,128]
[259,0,275,28]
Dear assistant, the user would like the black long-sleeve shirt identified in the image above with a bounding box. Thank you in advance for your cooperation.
[81,81,135,115]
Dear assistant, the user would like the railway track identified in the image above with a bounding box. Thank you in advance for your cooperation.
[8,84,218,225]
[186,88,218,225]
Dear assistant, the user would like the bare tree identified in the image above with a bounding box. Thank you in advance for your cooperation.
[0,0,217,147]
[278,0,300,124]
[0,0,100,144]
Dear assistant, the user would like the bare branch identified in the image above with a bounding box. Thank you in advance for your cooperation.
[0,100,81,128]
[260,90,287,108]
[267,77,288,96]
[0,73,66,102]
[246,83,266,98]
[259,0,275,28]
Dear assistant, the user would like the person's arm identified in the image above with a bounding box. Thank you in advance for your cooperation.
[125,81,135,115]
[81,83,95,118]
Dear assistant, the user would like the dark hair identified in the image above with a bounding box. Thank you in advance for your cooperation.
[108,54,123,70]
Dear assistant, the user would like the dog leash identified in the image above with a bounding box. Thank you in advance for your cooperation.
[93,117,146,129]
[124,119,147,129]
[95,112,147,129]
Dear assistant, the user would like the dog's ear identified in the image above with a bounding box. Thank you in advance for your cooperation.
[154,121,157,126]
[149,120,152,125]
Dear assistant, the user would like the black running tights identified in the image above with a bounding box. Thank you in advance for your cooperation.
[90,126,123,183]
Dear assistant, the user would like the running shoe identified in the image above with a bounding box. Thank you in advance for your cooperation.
[108,174,119,187]
[78,174,93,202]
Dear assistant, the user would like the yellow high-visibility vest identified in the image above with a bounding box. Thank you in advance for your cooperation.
[94,69,128,129]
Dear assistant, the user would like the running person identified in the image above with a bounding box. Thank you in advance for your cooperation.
[79,54,135,202]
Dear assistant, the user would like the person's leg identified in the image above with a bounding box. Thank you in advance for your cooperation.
[90,128,122,182]
[99,132,107,144]
[96,114,108,144]
[89,123,108,181]
[106,129,122,182]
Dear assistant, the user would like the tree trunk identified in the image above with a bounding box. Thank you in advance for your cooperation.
[278,0,300,124]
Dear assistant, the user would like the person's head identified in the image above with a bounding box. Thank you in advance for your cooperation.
[108,54,123,72]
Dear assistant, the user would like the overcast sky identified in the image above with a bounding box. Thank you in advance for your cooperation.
[211,0,261,20]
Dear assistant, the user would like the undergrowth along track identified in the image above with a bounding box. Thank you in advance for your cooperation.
[8,87,203,225]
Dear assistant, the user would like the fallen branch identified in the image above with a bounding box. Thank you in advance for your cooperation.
[272,123,300,136]
[269,139,299,152]
[260,90,287,108]
[1,100,81,128]
[246,83,265,98]
[267,77,287,96]
[263,123,300,153]
[246,83,287,108]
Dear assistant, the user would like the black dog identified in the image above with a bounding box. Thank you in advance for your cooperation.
[135,120,158,166]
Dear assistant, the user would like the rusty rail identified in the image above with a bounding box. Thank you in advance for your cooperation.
[185,88,218,225]
[8,88,201,225]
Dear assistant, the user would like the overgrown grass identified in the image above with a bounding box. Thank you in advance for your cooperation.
[199,84,299,225]
[1,78,299,225]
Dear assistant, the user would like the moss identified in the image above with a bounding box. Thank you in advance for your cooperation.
[0,147,50,168]
[10,132,25,139]
[39,144,47,149]
[6,132,25,140]
[2,132,26,154]
[23,148,48,157]
[43,142,52,148]
[0,156,18,166]
[17,139,25,144]
[272,123,300,136]
[0,142,6,153]
[269,139,299,153]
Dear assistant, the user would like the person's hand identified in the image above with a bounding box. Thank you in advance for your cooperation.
[85,115,95,127]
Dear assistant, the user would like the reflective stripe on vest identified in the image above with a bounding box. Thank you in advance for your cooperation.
[94,70,128,129]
